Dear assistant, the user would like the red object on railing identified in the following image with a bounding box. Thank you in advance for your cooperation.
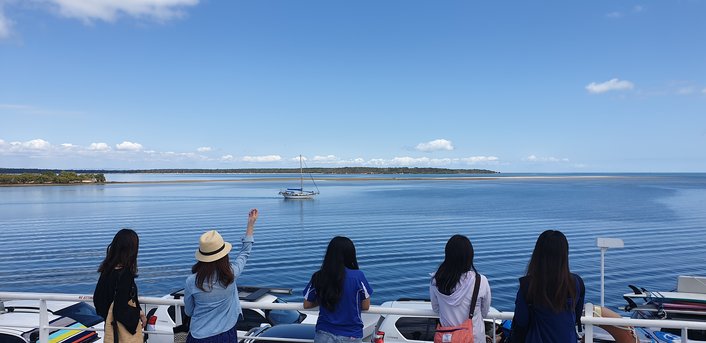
[372,331,385,343]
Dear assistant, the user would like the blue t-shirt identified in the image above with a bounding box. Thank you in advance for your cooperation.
[303,268,373,338]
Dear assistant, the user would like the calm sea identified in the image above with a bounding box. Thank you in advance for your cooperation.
[1,173,705,312]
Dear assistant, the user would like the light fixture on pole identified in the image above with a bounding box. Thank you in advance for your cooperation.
[597,237,624,307]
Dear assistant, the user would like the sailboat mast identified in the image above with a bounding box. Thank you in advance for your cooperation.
[300,155,303,190]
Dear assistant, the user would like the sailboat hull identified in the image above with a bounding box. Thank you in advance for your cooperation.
[279,190,318,199]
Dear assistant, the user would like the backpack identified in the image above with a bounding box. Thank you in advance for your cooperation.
[434,273,482,343]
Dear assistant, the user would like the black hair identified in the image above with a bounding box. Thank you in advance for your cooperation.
[525,230,576,312]
[98,229,139,275]
[434,234,476,295]
[310,236,359,311]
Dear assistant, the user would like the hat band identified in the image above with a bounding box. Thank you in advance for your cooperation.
[199,243,226,256]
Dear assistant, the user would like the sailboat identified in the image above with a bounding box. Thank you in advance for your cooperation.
[279,155,320,199]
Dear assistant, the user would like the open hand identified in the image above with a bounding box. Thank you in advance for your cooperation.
[246,209,258,236]
[248,208,258,224]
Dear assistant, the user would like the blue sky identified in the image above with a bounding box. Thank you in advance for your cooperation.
[1,0,705,172]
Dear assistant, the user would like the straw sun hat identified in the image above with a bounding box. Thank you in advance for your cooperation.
[195,230,232,263]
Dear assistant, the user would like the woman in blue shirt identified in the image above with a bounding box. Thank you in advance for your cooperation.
[303,236,373,343]
[184,209,258,343]
[510,230,585,343]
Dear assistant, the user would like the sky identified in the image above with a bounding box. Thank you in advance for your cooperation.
[1,0,705,172]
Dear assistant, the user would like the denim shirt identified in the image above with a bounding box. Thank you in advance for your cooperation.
[184,235,254,339]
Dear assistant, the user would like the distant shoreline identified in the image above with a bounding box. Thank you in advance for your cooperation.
[0,167,499,175]
[0,174,627,187]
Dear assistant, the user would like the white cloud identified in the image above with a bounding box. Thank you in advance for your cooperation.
[605,11,623,19]
[23,139,52,150]
[306,155,369,165]
[313,155,338,162]
[44,0,200,23]
[633,5,644,13]
[390,157,431,166]
[116,141,143,151]
[1,137,502,169]
[242,155,282,163]
[702,88,706,94]
[460,156,499,164]
[0,138,52,153]
[586,78,634,94]
[289,156,309,162]
[0,5,12,39]
[197,147,212,152]
[365,156,498,167]
[89,142,110,151]
[415,139,454,152]
[60,143,79,149]
[524,155,570,163]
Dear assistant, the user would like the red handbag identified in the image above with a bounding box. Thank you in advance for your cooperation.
[434,272,482,343]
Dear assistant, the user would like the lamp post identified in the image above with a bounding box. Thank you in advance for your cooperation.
[597,237,624,307]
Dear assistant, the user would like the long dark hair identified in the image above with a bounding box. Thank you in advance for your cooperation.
[434,234,476,295]
[525,230,576,312]
[311,236,359,311]
[192,255,235,291]
[98,229,139,275]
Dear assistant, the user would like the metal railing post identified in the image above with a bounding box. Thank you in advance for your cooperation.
[176,304,183,326]
[683,327,689,343]
[584,302,593,343]
[39,299,49,343]
[491,321,496,342]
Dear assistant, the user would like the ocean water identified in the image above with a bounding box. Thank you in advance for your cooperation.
[1,173,705,312]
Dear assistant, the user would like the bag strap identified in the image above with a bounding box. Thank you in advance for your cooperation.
[575,274,585,332]
[112,269,124,343]
[468,272,482,319]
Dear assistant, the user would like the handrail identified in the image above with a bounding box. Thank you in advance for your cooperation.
[2,293,706,343]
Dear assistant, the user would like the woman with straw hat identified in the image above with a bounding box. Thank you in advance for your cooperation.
[184,209,258,343]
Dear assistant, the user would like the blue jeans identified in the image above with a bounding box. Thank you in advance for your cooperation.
[314,330,362,343]
[186,325,237,343]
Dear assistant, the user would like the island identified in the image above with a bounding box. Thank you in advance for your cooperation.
[0,171,106,185]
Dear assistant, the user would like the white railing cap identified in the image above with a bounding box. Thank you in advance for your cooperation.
[3,292,706,332]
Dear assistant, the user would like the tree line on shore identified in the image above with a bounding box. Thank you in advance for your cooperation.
[0,167,498,175]
[0,171,106,184]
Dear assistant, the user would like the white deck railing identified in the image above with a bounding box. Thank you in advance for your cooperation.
[3,292,706,343]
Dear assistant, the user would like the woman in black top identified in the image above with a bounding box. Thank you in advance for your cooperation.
[93,229,146,343]
[510,230,585,343]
